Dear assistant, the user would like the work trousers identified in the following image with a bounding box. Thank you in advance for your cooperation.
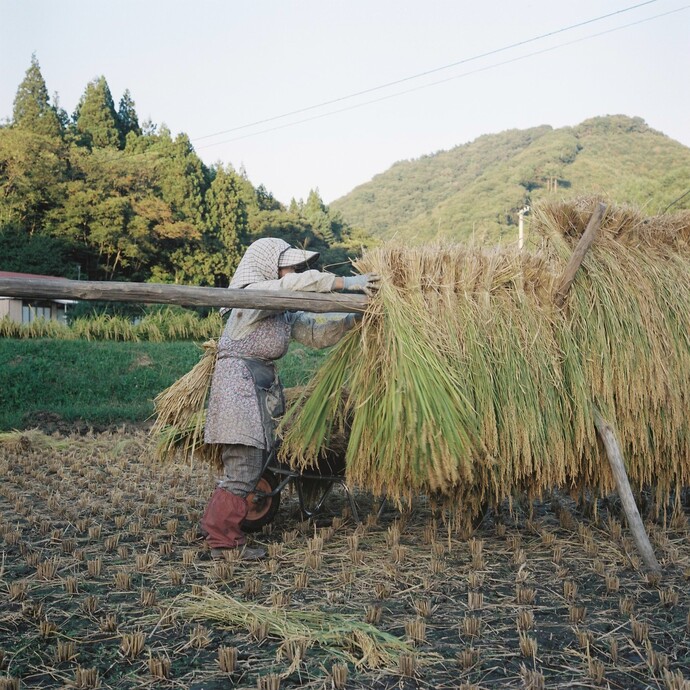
[217,444,265,497]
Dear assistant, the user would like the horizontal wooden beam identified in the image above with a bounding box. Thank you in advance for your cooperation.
[0,276,368,314]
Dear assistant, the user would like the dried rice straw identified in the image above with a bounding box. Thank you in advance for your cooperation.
[176,587,425,670]
[279,198,690,514]
[150,339,220,467]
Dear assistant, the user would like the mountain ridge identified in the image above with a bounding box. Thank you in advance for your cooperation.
[331,115,690,243]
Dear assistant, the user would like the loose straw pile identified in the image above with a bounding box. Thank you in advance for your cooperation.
[176,588,418,670]
[279,199,690,513]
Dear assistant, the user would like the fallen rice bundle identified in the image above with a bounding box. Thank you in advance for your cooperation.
[279,199,690,514]
[176,587,420,670]
[0,429,74,453]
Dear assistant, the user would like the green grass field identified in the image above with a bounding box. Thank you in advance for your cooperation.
[0,338,327,431]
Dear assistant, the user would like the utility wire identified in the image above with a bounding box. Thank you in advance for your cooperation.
[195,4,689,150]
[193,0,658,142]
[92,3,685,168]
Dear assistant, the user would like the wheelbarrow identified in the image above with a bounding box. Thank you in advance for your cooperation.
[241,441,366,533]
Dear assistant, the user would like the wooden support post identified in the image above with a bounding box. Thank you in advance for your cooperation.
[593,409,661,574]
[0,276,367,314]
[552,202,660,573]
[553,202,606,308]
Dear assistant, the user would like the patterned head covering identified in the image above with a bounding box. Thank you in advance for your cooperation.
[229,238,318,288]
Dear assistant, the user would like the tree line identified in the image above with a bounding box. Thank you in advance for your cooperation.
[0,56,371,286]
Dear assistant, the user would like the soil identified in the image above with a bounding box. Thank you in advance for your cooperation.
[0,430,689,689]
[19,411,152,436]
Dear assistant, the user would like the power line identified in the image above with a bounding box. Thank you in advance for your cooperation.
[90,2,686,169]
[193,0,658,143]
[195,5,690,150]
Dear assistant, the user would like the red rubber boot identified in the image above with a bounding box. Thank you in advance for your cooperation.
[200,488,266,560]
[200,488,247,548]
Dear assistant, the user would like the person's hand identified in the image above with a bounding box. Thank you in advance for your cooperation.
[342,273,381,296]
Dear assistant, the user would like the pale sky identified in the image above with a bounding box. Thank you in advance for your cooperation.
[1,0,689,204]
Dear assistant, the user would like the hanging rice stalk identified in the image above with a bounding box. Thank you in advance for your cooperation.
[279,198,690,512]
[151,339,219,466]
[176,588,423,670]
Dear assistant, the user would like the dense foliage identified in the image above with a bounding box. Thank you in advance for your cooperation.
[0,56,371,284]
[332,116,690,243]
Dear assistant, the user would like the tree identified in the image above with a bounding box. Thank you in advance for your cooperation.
[255,184,281,212]
[12,54,62,138]
[0,127,68,234]
[0,224,74,276]
[154,130,208,228]
[303,189,336,244]
[47,145,201,281]
[74,77,121,149]
[52,92,71,133]
[203,165,248,283]
[117,89,141,140]
[1,63,369,285]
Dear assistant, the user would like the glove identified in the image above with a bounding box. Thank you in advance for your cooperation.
[342,273,381,296]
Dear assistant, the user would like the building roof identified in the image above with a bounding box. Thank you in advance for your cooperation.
[0,271,64,280]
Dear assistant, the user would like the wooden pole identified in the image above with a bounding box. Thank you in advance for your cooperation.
[550,202,660,574]
[516,200,656,572]
[553,202,606,308]
[593,409,661,574]
[0,276,368,314]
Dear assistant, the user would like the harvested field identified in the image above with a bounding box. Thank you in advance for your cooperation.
[1,431,689,689]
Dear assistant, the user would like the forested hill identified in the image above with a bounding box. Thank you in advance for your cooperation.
[331,116,690,243]
[0,56,370,285]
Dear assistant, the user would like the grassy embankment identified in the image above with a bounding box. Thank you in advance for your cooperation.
[0,338,326,431]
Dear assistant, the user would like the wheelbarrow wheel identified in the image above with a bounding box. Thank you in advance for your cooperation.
[242,470,280,533]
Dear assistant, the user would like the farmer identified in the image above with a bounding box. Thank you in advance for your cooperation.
[201,237,379,560]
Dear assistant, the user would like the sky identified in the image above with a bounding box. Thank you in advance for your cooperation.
[1,0,689,205]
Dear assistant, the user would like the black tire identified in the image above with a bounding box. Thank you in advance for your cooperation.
[242,470,281,533]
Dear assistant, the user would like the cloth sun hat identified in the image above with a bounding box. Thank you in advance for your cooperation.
[222,238,321,316]
[229,238,320,289]
[278,247,319,269]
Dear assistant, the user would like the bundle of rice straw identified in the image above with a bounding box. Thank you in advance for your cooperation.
[176,588,422,670]
[151,339,220,467]
[279,198,690,515]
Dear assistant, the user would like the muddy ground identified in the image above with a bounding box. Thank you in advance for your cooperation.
[0,431,689,689]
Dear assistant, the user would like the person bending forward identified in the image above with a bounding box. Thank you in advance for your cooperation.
[201,237,378,560]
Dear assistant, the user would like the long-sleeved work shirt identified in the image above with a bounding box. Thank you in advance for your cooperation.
[204,270,355,448]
